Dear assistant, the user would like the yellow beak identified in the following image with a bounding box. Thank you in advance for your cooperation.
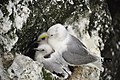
[37,32,48,42]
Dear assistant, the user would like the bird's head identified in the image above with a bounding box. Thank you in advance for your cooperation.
[34,46,47,61]
[34,44,54,60]
[34,46,46,54]
[34,44,53,54]
[47,24,68,41]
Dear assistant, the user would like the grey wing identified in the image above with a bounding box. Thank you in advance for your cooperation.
[43,60,61,72]
[42,59,67,77]
[62,35,97,65]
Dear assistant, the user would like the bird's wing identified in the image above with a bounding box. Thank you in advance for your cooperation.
[43,60,61,72]
[62,35,97,65]
[43,59,66,77]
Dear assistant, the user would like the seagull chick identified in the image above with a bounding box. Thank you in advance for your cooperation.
[34,32,71,79]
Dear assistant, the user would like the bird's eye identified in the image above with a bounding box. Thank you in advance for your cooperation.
[41,49,45,51]
[11,69,14,73]
[51,34,53,36]
[41,37,45,40]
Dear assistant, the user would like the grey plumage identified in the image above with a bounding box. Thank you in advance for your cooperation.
[62,35,97,65]
[47,23,99,67]
[35,32,71,79]
[42,54,69,78]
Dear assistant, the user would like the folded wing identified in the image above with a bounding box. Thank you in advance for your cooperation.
[62,35,97,65]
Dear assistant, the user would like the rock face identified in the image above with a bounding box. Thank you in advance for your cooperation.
[1,0,119,80]
[8,54,43,80]
[0,56,10,80]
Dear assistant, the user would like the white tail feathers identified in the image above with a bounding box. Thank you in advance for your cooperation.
[86,56,104,71]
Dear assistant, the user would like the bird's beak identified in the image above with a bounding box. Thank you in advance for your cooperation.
[39,33,48,39]
[37,33,49,42]
[34,48,39,51]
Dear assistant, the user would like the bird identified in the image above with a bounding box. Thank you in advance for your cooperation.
[34,44,71,79]
[34,43,53,62]
[46,23,98,66]
[34,33,71,79]
[35,32,54,61]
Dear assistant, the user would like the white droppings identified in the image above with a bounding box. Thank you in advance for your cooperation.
[80,4,83,7]
[0,17,12,34]
[8,54,43,80]
[56,0,63,1]
[0,10,3,18]
[105,24,108,28]
[15,15,24,30]
[116,44,119,49]
[118,41,120,45]
[14,0,21,4]
[7,1,14,16]
[96,25,101,31]
[112,52,114,56]
[0,0,31,51]
[15,5,30,30]
[68,0,74,5]
[106,75,112,80]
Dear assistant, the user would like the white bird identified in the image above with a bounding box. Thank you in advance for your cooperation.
[46,24,98,66]
[34,44,53,62]
[34,33,71,79]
